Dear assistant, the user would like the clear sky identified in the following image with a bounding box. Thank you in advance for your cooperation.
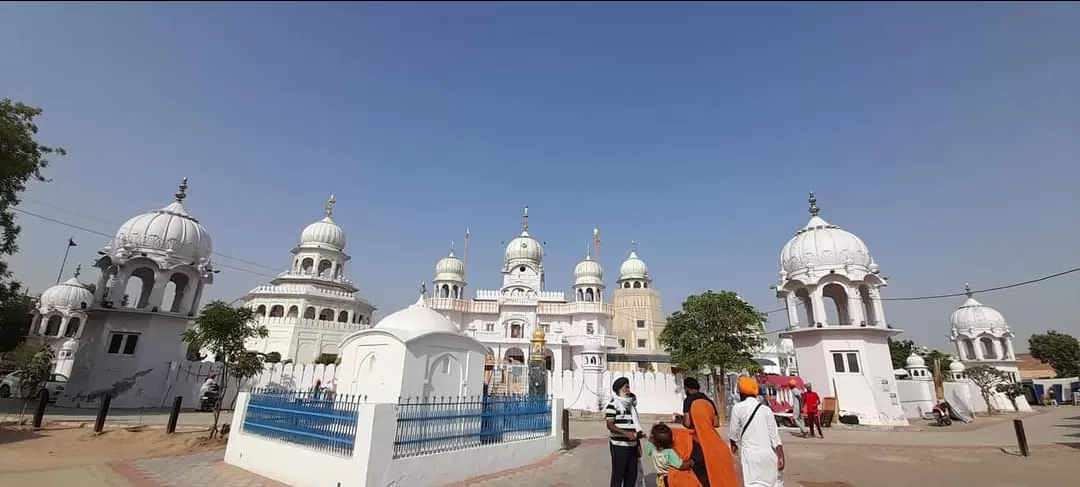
[2,2,1077,352]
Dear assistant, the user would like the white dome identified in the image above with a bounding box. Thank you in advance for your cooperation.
[949,360,966,372]
[780,193,873,275]
[40,274,93,310]
[374,295,460,335]
[618,246,649,281]
[574,254,603,285]
[434,248,466,282]
[950,293,1009,335]
[300,195,346,251]
[505,231,544,267]
[905,353,926,368]
[113,179,212,262]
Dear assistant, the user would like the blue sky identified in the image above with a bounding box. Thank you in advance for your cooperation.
[2,2,1077,351]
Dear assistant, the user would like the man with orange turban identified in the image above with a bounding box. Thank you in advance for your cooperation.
[729,377,784,487]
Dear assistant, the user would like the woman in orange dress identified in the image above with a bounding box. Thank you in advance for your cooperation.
[681,378,739,487]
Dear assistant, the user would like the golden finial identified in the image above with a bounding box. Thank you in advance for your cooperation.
[175,177,188,202]
[964,283,973,297]
[325,194,336,218]
[808,191,820,217]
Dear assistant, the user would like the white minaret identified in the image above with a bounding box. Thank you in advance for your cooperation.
[776,192,908,426]
[616,241,651,290]
[433,243,467,299]
[31,264,93,378]
[502,206,545,291]
[948,285,1019,382]
[572,245,604,303]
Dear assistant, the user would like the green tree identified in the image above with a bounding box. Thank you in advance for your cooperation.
[888,338,916,370]
[0,289,35,352]
[922,349,953,378]
[181,301,268,438]
[658,290,766,420]
[995,381,1024,411]
[1028,330,1080,378]
[0,99,65,301]
[314,353,338,365]
[965,365,1006,414]
[264,351,281,364]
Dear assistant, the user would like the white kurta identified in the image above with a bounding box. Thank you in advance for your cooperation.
[729,397,784,487]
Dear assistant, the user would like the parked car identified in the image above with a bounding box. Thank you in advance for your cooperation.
[0,371,69,402]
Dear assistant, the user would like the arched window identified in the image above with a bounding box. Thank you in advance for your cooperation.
[440,284,450,298]
[585,288,595,302]
[255,305,267,316]
[452,285,459,299]
[623,282,630,289]
[318,308,334,321]
[64,317,81,338]
[980,337,997,360]
[963,339,976,360]
[633,281,642,289]
[300,258,314,275]
[337,310,349,322]
[44,315,62,336]
[510,323,523,338]
[287,305,299,318]
[162,272,190,313]
[318,260,333,277]
[269,305,284,317]
[304,307,316,319]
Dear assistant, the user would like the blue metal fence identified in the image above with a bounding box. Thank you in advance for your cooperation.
[393,394,551,459]
[242,388,361,457]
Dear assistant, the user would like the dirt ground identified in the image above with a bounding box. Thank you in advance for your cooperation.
[0,422,226,472]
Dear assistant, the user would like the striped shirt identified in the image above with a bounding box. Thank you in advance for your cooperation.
[603,399,639,447]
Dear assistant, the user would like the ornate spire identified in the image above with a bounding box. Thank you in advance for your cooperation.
[808,191,819,217]
[73,264,81,279]
[964,283,973,297]
[631,240,638,253]
[175,177,189,202]
[522,206,529,232]
[325,194,336,218]
[421,281,427,297]
[584,242,591,260]
[449,240,456,257]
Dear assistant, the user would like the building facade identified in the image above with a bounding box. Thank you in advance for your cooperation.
[777,193,908,426]
[51,178,217,408]
[242,195,376,363]
[608,244,670,372]
[425,208,618,381]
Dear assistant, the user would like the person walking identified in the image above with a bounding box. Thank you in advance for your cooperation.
[681,377,739,487]
[789,387,806,437]
[729,377,785,487]
[606,377,644,487]
[802,383,823,439]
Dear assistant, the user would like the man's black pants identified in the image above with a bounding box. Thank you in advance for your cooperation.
[609,444,639,487]
[690,440,710,487]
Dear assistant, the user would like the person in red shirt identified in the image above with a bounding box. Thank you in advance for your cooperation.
[802,383,823,438]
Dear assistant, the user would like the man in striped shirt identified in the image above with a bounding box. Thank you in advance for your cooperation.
[605,377,643,487]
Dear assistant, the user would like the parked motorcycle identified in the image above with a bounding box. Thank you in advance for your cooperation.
[198,382,222,412]
[931,401,953,426]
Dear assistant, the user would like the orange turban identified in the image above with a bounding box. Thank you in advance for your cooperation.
[737,376,760,396]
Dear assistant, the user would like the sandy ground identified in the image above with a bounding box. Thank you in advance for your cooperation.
[0,422,226,473]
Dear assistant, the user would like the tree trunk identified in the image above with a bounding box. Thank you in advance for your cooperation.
[210,363,228,439]
[981,392,994,415]
[711,368,727,425]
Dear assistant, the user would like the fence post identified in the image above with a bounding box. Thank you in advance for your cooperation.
[94,394,112,434]
[166,396,183,434]
[32,388,50,428]
[561,408,570,449]
[1013,419,1029,457]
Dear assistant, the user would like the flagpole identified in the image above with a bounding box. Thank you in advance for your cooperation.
[55,237,75,285]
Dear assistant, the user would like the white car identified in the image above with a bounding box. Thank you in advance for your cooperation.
[0,371,68,402]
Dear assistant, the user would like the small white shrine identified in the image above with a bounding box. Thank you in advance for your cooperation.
[948,285,1020,382]
[776,193,908,426]
[336,292,489,403]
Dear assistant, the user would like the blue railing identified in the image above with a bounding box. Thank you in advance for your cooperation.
[241,388,361,457]
[393,394,551,459]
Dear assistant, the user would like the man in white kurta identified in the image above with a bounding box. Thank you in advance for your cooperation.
[728,378,785,487]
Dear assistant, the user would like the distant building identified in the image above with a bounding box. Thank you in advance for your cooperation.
[1014,353,1055,380]
[242,195,376,363]
[948,286,1020,382]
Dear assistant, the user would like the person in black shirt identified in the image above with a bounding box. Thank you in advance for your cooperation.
[680,377,713,487]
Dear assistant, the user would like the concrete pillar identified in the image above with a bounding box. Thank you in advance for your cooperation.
[811,287,827,326]
[974,339,985,360]
[871,288,886,327]
[786,294,799,328]
[1003,338,1014,360]
[109,269,131,306]
[847,291,865,326]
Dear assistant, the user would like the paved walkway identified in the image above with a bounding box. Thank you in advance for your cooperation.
[2,406,1075,486]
